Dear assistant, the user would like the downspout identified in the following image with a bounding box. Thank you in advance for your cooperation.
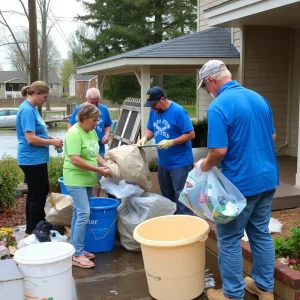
[276,29,293,153]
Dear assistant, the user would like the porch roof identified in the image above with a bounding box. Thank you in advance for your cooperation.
[205,0,300,28]
[77,27,240,76]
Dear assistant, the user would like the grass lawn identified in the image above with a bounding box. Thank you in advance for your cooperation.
[183,105,196,118]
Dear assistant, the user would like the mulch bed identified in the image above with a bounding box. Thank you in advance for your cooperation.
[0,197,26,228]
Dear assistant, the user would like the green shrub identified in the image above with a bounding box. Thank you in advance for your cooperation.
[48,156,64,193]
[0,156,23,208]
[192,117,208,148]
[274,226,300,260]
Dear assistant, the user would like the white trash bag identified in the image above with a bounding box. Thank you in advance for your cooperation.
[118,192,177,251]
[179,162,246,224]
[100,178,144,199]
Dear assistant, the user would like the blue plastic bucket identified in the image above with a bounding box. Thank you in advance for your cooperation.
[58,177,69,195]
[84,197,120,253]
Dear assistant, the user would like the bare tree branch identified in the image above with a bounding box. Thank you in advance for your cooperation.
[0,10,30,71]
[18,0,29,20]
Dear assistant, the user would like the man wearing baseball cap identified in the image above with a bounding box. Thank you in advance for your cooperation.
[137,86,195,215]
[196,60,278,300]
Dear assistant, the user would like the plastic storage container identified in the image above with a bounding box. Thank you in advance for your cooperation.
[14,242,75,300]
[134,215,210,300]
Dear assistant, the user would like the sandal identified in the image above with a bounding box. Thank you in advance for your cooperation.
[84,251,95,260]
[72,257,95,269]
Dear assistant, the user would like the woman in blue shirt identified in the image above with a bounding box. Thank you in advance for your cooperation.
[17,81,63,236]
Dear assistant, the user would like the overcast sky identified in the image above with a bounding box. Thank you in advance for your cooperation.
[0,0,88,71]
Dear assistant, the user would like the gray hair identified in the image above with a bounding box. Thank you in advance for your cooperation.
[211,69,232,80]
[77,102,100,122]
[86,88,101,99]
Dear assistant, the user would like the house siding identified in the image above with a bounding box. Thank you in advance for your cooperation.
[197,0,242,118]
[198,0,229,31]
[243,26,290,156]
[289,29,300,157]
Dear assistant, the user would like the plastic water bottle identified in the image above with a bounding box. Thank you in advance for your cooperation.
[56,146,63,153]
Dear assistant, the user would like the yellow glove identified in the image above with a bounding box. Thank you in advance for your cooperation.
[136,136,147,146]
[157,139,174,149]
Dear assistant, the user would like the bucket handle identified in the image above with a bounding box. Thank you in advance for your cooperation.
[89,216,117,241]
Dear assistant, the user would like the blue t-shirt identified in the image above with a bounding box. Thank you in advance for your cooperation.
[16,100,49,165]
[147,101,194,169]
[69,103,112,153]
[207,80,279,196]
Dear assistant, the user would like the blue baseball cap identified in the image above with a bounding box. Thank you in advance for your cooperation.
[144,86,166,107]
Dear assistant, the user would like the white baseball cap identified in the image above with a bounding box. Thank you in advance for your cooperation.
[197,60,228,90]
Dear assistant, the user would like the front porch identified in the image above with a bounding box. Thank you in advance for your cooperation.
[274,156,300,210]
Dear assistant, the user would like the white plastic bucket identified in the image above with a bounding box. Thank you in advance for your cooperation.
[14,242,75,300]
[133,215,210,300]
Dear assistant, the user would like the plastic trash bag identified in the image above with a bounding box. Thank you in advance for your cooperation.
[17,234,40,249]
[100,178,144,199]
[118,192,177,251]
[179,162,247,224]
[242,218,282,241]
[50,230,68,243]
[18,231,68,249]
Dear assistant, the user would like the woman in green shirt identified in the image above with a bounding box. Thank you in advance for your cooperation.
[63,103,111,269]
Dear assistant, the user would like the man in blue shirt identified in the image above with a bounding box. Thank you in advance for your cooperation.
[68,88,112,197]
[137,86,195,214]
[197,60,278,300]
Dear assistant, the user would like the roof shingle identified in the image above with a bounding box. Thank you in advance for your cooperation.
[78,27,239,69]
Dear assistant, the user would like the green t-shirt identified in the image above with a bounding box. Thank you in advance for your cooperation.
[63,123,99,187]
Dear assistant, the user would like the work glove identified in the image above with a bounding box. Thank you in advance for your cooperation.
[157,139,174,149]
[136,136,147,146]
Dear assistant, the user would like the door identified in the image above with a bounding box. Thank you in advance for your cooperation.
[8,109,17,127]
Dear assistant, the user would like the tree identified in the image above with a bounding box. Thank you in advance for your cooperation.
[5,29,60,77]
[0,1,60,110]
[61,59,76,87]
[5,29,30,73]
[75,0,197,101]
[0,4,30,73]
[68,25,91,67]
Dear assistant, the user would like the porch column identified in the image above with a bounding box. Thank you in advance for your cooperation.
[97,73,106,98]
[139,65,151,135]
[296,92,300,187]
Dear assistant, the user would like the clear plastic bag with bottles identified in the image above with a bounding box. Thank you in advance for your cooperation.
[179,162,247,224]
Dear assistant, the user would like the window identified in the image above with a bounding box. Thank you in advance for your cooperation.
[9,110,17,116]
[0,110,9,117]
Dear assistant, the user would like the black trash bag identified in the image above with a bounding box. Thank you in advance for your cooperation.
[33,221,53,242]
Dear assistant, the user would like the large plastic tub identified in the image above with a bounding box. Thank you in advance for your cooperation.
[134,215,210,300]
[14,242,75,300]
[84,197,120,253]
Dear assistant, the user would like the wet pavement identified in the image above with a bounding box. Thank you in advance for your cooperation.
[72,246,257,300]
[12,225,257,300]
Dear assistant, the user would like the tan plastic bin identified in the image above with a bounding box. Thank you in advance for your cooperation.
[133,215,210,300]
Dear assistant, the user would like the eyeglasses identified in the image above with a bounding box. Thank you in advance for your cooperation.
[202,77,208,90]
[151,100,160,109]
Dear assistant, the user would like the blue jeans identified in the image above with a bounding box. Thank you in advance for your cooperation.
[217,189,276,299]
[158,163,193,215]
[66,186,93,256]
